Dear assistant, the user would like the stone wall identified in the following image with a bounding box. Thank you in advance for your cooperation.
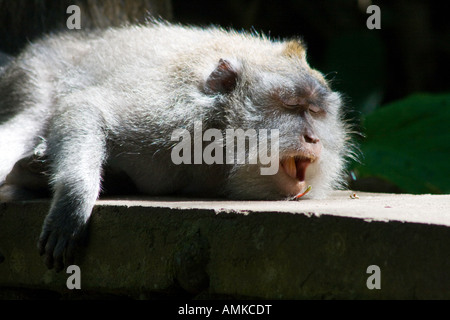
[1,191,450,299]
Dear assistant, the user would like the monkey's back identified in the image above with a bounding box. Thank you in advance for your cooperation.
[0,22,290,124]
[22,22,283,89]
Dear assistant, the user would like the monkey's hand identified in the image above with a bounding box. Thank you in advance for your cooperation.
[38,193,92,272]
[37,161,103,271]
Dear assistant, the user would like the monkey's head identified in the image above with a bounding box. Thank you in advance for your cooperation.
[204,39,352,200]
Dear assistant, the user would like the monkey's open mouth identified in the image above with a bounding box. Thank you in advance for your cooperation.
[280,155,314,182]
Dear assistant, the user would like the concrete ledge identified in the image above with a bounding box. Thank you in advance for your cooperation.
[1,191,450,299]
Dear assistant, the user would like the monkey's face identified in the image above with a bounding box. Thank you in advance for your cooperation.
[205,55,349,200]
[268,76,342,197]
[268,67,348,200]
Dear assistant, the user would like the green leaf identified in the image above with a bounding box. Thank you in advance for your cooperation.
[352,93,450,194]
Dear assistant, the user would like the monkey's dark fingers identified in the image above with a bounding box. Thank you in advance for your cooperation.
[66,240,77,267]
[53,235,71,272]
[37,230,50,256]
[38,225,88,271]
[38,229,65,271]
[42,232,59,270]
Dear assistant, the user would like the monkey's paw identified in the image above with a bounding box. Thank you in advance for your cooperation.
[37,214,88,272]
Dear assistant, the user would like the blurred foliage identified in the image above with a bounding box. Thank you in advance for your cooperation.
[351,93,450,194]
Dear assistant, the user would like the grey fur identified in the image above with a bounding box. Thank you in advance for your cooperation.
[0,22,352,271]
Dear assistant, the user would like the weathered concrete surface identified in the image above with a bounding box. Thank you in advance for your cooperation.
[0,191,450,299]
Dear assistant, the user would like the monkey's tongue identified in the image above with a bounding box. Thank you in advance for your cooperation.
[296,158,310,181]
[281,157,310,182]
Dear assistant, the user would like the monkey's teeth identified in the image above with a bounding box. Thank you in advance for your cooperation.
[282,157,297,180]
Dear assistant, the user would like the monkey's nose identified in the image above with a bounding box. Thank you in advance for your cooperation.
[303,128,320,144]
[300,129,322,157]
[304,133,319,144]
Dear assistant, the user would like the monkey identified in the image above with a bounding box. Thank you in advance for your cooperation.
[0,21,352,272]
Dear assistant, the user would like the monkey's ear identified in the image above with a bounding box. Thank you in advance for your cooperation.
[283,38,307,59]
[204,59,239,94]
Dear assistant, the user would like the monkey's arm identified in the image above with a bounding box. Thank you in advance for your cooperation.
[37,93,107,272]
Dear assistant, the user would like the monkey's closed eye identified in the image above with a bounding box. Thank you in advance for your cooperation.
[280,96,308,110]
[281,96,302,108]
[280,97,322,114]
[308,105,321,114]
